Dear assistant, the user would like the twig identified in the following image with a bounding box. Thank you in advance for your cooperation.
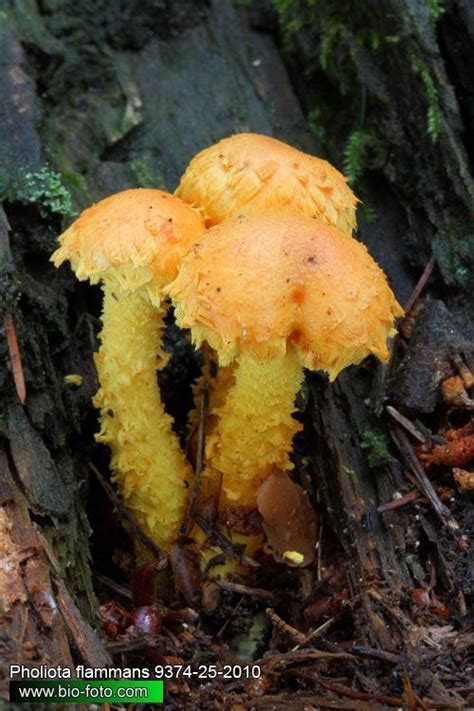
[181,385,209,536]
[4,314,26,404]
[217,595,244,638]
[377,489,421,513]
[386,405,427,443]
[350,645,400,665]
[451,353,474,389]
[367,589,446,651]
[457,591,467,618]
[404,255,436,313]
[216,579,278,603]
[257,649,357,671]
[95,574,132,599]
[265,608,307,646]
[287,669,403,706]
[316,517,323,581]
[89,462,163,559]
[105,638,152,654]
[452,685,474,696]
[389,426,454,526]
[291,617,336,652]
[404,671,430,711]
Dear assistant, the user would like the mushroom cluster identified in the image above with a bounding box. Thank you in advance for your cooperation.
[52,133,402,577]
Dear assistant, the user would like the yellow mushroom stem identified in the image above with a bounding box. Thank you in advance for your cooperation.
[204,349,304,512]
[93,279,192,552]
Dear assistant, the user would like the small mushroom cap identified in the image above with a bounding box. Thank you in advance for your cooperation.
[176,133,359,234]
[169,213,403,380]
[52,188,205,304]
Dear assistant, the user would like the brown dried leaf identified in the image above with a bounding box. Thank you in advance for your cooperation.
[257,468,317,567]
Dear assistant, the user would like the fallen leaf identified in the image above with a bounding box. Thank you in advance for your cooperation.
[257,468,317,567]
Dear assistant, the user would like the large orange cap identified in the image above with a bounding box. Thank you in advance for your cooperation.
[52,188,205,304]
[176,133,359,235]
[169,213,403,380]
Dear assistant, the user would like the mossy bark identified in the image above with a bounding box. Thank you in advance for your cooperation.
[271,0,474,289]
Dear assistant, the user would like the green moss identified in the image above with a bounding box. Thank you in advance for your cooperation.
[433,227,472,288]
[18,167,77,219]
[307,106,327,145]
[12,0,61,54]
[272,0,385,187]
[273,0,318,52]
[128,156,170,192]
[44,136,91,209]
[405,553,427,583]
[319,20,347,71]
[343,128,386,185]
[360,427,393,468]
[410,56,441,142]
[360,199,376,224]
[426,0,445,24]
[343,130,368,184]
[129,156,157,188]
[355,28,382,52]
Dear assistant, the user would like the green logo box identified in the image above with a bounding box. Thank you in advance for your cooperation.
[10,679,164,704]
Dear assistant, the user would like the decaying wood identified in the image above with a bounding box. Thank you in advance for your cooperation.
[0,447,84,698]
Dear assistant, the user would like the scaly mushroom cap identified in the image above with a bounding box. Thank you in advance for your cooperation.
[169,213,403,380]
[52,188,205,305]
[176,133,359,235]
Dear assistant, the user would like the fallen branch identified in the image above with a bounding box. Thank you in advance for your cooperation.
[216,579,278,603]
[389,426,455,526]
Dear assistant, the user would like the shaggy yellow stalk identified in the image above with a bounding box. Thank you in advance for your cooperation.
[205,351,303,510]
[94,283,189,549]
[190,352,302,577]
[52,188,205,552]
[169,213,403,547]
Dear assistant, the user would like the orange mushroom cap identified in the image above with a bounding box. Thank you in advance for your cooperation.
[52,188,205,305]
[176,133,359,234]
[169,213,403,380]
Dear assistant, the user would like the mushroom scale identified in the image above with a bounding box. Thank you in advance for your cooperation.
[52,188,205,552]
[176,132,359,235]
[168,212,403,520]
